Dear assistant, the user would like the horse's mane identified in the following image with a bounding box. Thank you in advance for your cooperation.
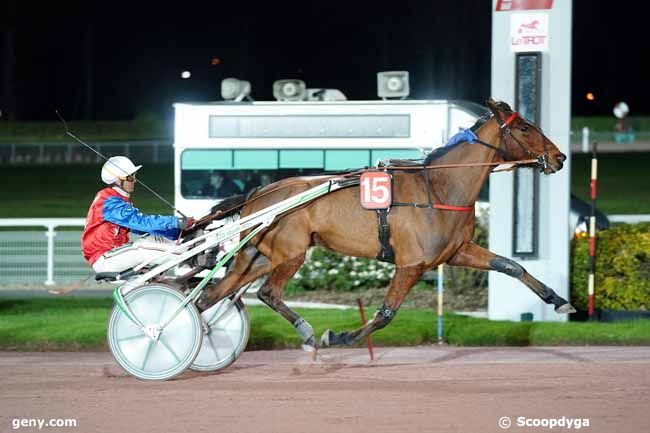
[423,112,492,165]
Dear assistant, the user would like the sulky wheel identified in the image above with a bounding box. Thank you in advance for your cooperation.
[108,284,203,381]
[190,297,250,372]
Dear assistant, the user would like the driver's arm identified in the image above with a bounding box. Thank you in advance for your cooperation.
[103,197,181,240]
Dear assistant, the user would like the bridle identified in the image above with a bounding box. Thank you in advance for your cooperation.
[473,110,551,172]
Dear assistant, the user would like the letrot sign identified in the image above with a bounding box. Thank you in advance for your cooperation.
[510,13,549,52]
[489,0,572,321]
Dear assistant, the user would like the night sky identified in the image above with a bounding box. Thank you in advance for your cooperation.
[2,0,647,121]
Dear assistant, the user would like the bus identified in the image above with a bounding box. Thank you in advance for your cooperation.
[173,100,486,217]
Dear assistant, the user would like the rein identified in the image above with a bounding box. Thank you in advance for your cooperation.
[192,111,543,228]
[387,111,544,172]
[192,157,537,228]
[192,176,347,228]
[378,158,538,171]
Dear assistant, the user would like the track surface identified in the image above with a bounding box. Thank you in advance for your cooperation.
[1,347,648,433]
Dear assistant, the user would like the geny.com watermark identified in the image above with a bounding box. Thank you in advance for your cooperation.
[499,416,590,429]
[11,418,77,430]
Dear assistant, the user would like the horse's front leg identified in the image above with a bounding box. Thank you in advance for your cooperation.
[321,264,425,347]
[448,242,576,314]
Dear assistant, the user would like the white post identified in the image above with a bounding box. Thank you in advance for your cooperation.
[45,225,56,285]
[582,126,589,153]
[437,264,444,344]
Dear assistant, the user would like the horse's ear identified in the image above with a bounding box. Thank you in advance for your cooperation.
[486,98,500,114]
[497,100,513,112]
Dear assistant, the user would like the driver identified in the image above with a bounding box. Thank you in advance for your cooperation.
[81,156,193,274]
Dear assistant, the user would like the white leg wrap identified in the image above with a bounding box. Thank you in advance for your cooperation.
[294,318,315,343]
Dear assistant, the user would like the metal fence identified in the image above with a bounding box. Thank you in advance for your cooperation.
[0,219,89,284]
[0,140,173,165]
[1,132,648,164]
[570,129,650,146]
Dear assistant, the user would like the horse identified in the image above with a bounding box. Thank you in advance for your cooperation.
[195,98,575,350]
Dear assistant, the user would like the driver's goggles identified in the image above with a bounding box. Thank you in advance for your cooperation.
[119,175,136,182]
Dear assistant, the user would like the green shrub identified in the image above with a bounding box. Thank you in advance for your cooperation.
[286,248,395,292]
[571,223,650,311]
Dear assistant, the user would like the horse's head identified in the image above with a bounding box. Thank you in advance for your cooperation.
[486,98,566,174]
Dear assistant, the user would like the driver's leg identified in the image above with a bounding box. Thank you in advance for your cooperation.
[92,237,181,273]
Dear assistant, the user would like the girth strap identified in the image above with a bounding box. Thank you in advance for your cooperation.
[375,208,395,263]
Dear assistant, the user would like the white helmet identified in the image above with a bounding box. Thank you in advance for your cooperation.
[101,156,142,184]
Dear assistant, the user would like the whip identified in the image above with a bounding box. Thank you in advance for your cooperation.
[55,110,186,218]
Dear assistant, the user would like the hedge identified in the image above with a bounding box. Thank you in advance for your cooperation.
[571,222,650,311]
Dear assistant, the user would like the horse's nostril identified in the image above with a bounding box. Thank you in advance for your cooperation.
[556,153,567,164]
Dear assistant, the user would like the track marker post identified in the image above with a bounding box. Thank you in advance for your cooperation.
[437,264,444,344]
[356,298,374,361]
[588,142,598,319]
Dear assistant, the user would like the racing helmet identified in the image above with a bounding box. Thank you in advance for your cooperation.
[101,156,142,184]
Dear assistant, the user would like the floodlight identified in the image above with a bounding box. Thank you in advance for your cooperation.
[613,101,629,119]
[377,71,410,99]
[273,79,306,101]
[221,78,251,102]
[306,88,347,101]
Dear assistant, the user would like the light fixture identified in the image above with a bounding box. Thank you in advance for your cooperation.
[613,101,629,119]
[377,71,410,99]
[305,88,347,101]
[221,78,252,102]
[273,79,306,101]
[181,70,191,79]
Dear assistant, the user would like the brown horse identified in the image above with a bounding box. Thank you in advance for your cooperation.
[196,98,575,349]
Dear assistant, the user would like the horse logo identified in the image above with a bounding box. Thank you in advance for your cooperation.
[518,20,540,33]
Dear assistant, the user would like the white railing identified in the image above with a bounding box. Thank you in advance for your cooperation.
[608,214,650,224]
[0,218,87,285]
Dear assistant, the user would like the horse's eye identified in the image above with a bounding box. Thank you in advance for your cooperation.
[520,126,529,132]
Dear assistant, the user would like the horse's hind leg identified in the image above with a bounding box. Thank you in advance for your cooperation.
[448,242,576,313]
[321,264,424,347]
[256,253,319,350]
[196,245,271,311]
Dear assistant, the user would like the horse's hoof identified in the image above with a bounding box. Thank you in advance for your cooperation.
[301,344,319,361]
[555,303,577,314]
[301,343,316,353]
[320,330,354,346]
[320,329,335,347]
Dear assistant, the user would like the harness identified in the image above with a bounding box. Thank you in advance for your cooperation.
[373,168,476,263]
[192,109,549,264]
[376,208,394,262]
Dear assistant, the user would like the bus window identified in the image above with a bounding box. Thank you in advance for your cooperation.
[180,169,323,199]
[179,148,421,200]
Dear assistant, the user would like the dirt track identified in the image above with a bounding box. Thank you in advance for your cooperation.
[1,347,648,433]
